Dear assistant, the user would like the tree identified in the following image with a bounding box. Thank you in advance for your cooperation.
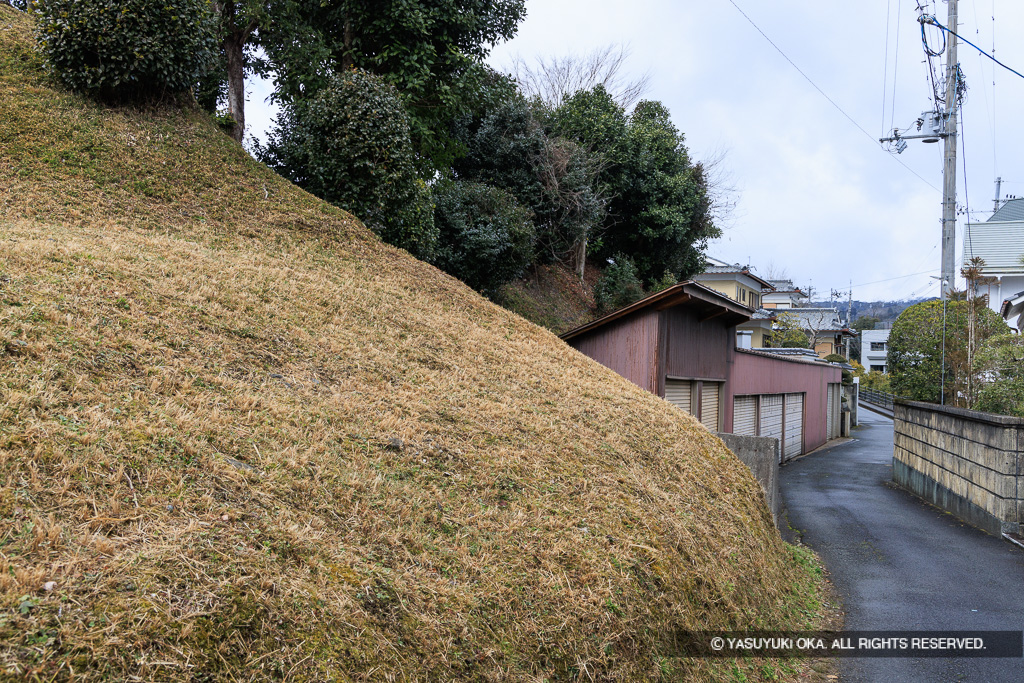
[888,299,1009,406]
[509,44,651,110]
[594,255,645,313]
[852,316,880,332]
[431,181,535,296]
[768,312,811,348]
[33,0,217,102]
[551,88,720,284]
[258,70,436,259]
[259,0,526,174]
[451,95,604,281]
[210,1,267,142]
[974,334,1024,417]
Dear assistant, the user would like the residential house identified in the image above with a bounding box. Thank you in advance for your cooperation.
[694,260,776,347]
[777,307,855,359]
[762,280,808,309]
[963,197,1024,323]
[560,282,844,459]
[860,329,890,373]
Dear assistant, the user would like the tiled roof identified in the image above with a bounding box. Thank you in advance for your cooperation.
[777,307,847,331]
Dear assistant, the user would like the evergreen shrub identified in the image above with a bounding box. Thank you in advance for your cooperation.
[33,0,216,101]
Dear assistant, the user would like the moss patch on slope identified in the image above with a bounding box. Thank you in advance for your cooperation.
[0,7,835,681]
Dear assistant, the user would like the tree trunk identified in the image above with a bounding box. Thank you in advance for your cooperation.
[574,236,587,284]
[342,18,353,71]
[224,30,246,143]
[213,1,253,144]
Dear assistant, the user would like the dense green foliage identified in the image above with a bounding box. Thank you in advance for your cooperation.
[594,255,645,312]
[431,180,535,296]
[451,96,603,270]
[974,334,1024,417]
[258,70,436,259]
[260,0,525,174]
[33,0,216,100]
[888,299,1009,405]
[551,87,719,284]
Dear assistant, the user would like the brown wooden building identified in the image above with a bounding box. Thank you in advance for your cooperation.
[561,282,843,459]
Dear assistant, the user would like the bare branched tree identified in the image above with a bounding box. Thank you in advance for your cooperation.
[698,146,739,229]
[509,44,651,110]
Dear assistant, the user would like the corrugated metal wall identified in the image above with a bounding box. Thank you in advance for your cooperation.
[568,309,661,394]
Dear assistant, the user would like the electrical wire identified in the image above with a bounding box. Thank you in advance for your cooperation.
[723,0,941,194]
[923,15,1024,81]
[961,106,974,262]
[850,269,938,288]
[889,0,902,134]
[880,0,888,135]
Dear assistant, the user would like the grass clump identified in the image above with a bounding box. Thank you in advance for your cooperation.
[0,7,835,681]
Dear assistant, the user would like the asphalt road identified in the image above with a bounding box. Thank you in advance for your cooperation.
[780,409,1024,682]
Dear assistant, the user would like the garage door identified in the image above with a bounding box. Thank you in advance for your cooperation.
[783,393,804,461]
[665,379,692,415]
[700,383,721,431]
[759,394,783,445]
[733,396,757,436]
[826,384,838,440]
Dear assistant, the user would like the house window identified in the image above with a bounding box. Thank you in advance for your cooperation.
[870,342,887,351]
[870,365,885,373]
[751,293,759,308]
[741,288,747,303]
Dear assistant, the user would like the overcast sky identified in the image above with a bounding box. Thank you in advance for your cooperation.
[248,0,1024,303]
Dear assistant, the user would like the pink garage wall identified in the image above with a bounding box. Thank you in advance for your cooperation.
[568,309,661,395]
[725,348,843,453]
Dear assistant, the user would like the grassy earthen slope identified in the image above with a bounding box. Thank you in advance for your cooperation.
[0,7,833,681]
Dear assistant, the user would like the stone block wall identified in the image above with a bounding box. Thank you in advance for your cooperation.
[893,400,1024,536]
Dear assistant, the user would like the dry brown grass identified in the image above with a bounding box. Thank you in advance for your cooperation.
[0,6,837,681]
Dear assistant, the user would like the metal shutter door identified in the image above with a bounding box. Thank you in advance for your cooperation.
[833,384,842,439]
[700,383,720,431]
[826,384,836,440]
[784,393,804,460]
[733,396,757,436]
[665,379,692,415]
[759,394,783,443]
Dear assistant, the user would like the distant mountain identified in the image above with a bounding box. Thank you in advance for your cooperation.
[808,298,932,326]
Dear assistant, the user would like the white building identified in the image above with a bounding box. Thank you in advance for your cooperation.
[861,329,890,373]
[762,279,808,309]
[963,198,1024,327]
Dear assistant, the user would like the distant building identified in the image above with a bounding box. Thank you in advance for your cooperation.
[694,259,775,347]
[860,329,890,373]
[778,307,855,359]
[762,280,808,309]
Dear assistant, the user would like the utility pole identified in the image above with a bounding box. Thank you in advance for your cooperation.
[939,0,959,301]
[994,177,1003,213]
[881,2,962,301]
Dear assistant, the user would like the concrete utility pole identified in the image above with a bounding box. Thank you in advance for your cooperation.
[939,0,959,301]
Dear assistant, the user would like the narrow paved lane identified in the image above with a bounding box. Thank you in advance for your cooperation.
[781,410,1024,682]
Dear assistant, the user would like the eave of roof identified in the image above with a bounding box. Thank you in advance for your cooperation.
[559,281,753,341]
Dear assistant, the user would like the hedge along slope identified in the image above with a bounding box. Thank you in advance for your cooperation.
[0,8,830,681]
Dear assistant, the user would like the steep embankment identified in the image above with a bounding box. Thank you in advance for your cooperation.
[0,7,832,681]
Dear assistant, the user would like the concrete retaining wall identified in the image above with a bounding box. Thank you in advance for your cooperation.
[893,400,1024,536]
[716,432,780,528]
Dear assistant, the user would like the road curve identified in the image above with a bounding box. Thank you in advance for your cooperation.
[780,410,1024,682]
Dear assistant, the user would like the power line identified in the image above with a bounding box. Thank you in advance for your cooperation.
[850,269,938,288]
[922,15,1024,81]
[880,0,888,135]
[724,0,941,193]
